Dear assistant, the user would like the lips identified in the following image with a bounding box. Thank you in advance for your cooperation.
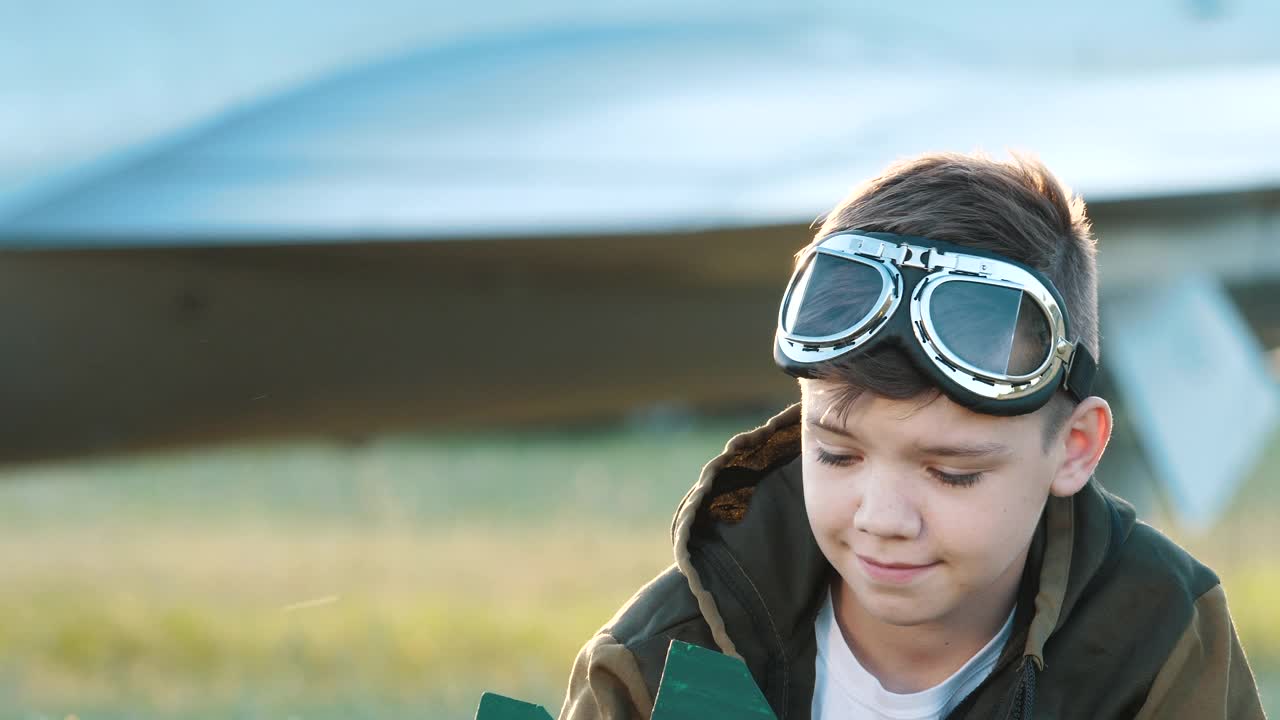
[856,554,940,584]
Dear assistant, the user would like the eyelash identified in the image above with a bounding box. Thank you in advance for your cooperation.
[930,469,984,488]
[813,448,984,488]
[815,448,859,467]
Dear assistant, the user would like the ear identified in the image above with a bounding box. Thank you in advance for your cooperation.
[1048,396,1113,498]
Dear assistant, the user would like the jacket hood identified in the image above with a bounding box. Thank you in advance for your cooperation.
[668,402,1138,676]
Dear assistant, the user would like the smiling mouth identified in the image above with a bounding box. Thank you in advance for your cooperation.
[856,555,940,584]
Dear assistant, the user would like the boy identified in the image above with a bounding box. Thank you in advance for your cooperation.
[557,153,1266,719]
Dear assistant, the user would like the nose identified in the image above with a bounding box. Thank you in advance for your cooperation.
[852,468,922,540]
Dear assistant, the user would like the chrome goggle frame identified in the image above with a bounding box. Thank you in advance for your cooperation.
[776,233,1081,402]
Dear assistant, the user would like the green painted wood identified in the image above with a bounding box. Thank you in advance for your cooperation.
[651,640,777,720]
[474,691,554,720]
[475,640,776,720]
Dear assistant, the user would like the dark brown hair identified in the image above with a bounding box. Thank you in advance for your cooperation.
[801,152,1100,448]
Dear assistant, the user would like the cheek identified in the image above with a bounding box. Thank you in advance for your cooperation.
[801,458,853,537]
[932,479,1047,565]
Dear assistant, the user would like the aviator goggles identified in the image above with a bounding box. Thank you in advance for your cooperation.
[774,231,1098,416]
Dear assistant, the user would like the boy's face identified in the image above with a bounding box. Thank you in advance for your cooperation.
[800,379,1070,630]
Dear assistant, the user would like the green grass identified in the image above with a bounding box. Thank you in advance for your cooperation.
[0,523,674,718]
[0,418,762,530]
[0,413,1276,718]
[0,418,756,718]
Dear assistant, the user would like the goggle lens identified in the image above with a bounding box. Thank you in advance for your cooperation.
[782,253,885,338]
[928,280,1053,377]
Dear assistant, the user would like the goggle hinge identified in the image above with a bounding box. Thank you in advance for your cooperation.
[1055,339,1075,363]
[899,243,931,269]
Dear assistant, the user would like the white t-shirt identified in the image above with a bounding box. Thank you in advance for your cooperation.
[811,588,1016,720]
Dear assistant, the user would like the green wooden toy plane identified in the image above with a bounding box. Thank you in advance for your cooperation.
[475,640,777,720]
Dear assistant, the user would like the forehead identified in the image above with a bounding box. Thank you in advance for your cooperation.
[800,379,1037,442]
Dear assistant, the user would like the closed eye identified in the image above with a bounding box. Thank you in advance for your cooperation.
[815,448,860,467]
[930,468,984,488]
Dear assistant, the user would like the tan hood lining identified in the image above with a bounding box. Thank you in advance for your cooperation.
[670,403,803,661]
[1025,493,1075,668]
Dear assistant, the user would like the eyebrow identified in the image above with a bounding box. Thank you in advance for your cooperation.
[804,415,1012,459]
[806,416,862,440]
[911,440,1012,459]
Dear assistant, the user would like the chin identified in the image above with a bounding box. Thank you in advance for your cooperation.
[861,596,944,627]
[846,578,950,627]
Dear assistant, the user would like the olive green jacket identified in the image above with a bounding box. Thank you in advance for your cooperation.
[557,404,1265,719]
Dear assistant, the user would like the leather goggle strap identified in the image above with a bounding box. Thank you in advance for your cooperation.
[1063,346,1098,403]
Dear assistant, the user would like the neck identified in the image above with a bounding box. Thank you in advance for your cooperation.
[832,548,1027,694]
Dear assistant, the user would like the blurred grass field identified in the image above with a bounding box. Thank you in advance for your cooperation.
[0,413,1276,718]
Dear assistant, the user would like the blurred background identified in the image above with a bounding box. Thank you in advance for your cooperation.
[2,1,1278,717]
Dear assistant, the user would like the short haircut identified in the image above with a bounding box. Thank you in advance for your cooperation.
[798,152,1100,448]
